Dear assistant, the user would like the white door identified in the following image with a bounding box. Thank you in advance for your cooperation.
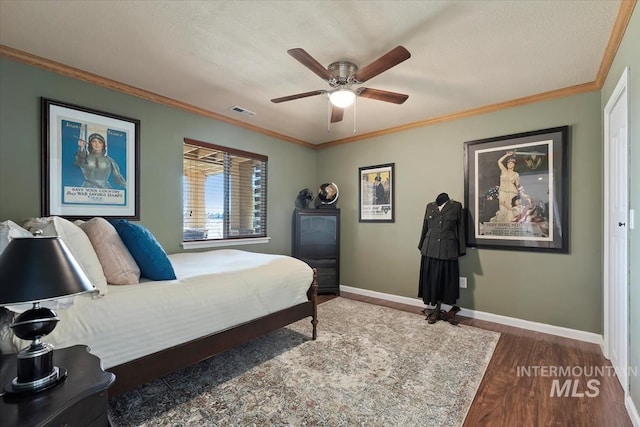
[603,66,629,395]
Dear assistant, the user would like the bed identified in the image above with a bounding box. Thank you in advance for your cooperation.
[1,243,318,396]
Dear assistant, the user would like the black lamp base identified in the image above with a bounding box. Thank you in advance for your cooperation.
[4,304,67,397]
[4,366,67,397]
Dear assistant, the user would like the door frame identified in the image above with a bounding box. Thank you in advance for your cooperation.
[603,66,629,396]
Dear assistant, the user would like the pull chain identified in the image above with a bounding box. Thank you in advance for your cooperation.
[353,96,357,134]
[327,97,331,132]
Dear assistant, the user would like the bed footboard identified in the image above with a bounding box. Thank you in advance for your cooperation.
[307,268,318,340]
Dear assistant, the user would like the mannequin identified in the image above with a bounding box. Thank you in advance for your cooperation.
[417,193,466,324]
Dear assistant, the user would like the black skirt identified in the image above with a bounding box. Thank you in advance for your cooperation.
[418,256,460,305]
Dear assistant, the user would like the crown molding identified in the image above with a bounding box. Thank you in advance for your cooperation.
[0,44,313,149]
[0,0,634,149]
[595,0,637,88]
[318,81,599,148]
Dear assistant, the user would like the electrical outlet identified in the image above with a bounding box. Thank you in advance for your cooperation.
[459,277,467,288]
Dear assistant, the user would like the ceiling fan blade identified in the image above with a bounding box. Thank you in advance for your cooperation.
[330,106,344,123]
[353,46,411,83]
[358,88,409,104]
[287,48,333,81]
[271,90,325,103]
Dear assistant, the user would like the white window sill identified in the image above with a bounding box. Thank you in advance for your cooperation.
[182,237,271,250]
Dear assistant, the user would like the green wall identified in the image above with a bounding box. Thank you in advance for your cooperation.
[0,58,317,255]
[317,92,603,333]
[601,4,640,415]
[0,56,605,334]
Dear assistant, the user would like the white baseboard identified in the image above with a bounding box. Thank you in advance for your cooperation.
[340,285,603,345]
[628,395,640,427]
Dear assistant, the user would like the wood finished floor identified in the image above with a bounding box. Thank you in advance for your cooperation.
[319,293,633,427]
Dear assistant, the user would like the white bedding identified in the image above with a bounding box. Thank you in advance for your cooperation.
[3,249,313,369]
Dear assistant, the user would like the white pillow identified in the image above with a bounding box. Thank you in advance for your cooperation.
[0,308,19,354]
[0,220,33,255]
[22,216,54,236]
[22,216,108,296]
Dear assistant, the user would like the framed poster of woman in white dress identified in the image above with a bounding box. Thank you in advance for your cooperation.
[464,126,569,253]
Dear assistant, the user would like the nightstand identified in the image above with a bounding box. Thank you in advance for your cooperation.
[0,345,115,427]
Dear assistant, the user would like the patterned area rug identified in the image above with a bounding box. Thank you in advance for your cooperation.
[109,298,500,426]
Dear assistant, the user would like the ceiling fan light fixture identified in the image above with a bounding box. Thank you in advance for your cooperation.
[329,89,356,108]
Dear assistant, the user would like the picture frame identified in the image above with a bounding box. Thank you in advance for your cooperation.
[41,97,140,220]
[359,163,394,223]
[463,126,569,253]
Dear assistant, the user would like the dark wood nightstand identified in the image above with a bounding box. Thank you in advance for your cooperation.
[0,345,115,427]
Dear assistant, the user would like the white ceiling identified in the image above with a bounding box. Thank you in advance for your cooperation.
[0,1,623,145]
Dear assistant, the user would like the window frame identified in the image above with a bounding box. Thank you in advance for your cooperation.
[182,138,269,249]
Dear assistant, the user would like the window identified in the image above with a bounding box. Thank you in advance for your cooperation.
[183,138,267,244]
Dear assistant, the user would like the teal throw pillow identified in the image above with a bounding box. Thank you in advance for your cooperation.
[109,219,176,281]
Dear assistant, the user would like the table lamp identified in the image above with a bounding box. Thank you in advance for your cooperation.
[0,236,95,396]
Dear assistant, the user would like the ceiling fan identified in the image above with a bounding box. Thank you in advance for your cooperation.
[271,46,411,124]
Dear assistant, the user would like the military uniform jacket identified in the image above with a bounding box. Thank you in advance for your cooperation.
[418,200,466,260]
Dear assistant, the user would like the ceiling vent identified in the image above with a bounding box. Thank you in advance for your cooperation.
[230,106,256,116]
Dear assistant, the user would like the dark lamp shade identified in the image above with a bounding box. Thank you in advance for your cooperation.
[0,236,95,305]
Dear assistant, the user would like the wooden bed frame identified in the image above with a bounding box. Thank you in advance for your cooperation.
[107,271,318,396]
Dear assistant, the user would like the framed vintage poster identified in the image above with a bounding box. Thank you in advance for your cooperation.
[464,126,569,253]
[359,163,394,222]
[41,98,140,219]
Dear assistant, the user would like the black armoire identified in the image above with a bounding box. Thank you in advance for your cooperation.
[292,208,340,295]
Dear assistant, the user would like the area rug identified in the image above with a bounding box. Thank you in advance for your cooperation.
[108,298,500,426]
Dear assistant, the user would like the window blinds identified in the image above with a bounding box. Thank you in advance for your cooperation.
[183,138,267,241]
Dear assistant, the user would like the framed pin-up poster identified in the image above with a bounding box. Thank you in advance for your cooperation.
[464,126,569,253]
[41,97,140,219]
[359,163,394,223]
